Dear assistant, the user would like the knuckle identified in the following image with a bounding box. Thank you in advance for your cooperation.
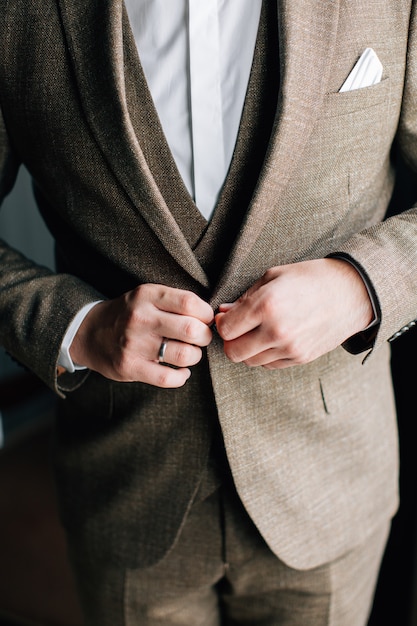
[178,291,197,315]
[294,349,312,366]
[174,344,196,366]
[289,349,303,364]
[224,344,241,363]
[155,366,188,389]
[124,303,147,330]
[281,335,305,364]
[259,294,276,319]
[118,330,136,353]
[155,368,172,388]
[267,324,282,344]
[182,318,199,342]
[133,282,151,302]
[216,317,232,340]
[263,267,278,282]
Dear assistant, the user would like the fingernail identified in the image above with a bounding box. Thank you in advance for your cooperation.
[219,303,234,312]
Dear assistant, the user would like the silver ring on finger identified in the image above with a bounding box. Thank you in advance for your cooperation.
[158,338,169,364]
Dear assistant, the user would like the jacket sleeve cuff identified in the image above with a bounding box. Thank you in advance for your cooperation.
[327,252,381,354]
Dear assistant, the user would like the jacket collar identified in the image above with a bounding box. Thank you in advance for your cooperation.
[57,0,210,287]
[57,0,339,295]
[212,0,340,305]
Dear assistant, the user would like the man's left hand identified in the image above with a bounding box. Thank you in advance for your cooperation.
[215,258,374,369]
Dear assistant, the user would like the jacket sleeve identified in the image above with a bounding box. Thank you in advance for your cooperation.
[0,108,104,396]
[334,1,417,356]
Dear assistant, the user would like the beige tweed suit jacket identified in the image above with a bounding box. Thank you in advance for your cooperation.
[1,0,417,571]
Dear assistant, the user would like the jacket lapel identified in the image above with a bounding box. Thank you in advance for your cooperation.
[57,0,339,296]
[57,0,209,287]
[211,0,340,305]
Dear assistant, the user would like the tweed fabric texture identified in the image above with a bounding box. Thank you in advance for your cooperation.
[0,0,417,572]
[70,488,389,626]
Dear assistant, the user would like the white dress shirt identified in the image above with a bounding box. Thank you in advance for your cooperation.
[59,0,262,372]
[126,0,262,220]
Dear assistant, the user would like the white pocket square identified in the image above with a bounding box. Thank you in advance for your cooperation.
[339,48,383,93]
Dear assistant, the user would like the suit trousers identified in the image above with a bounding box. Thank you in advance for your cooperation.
[68,481,389,626]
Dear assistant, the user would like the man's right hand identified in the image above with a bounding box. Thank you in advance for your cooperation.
[69,284,214,388]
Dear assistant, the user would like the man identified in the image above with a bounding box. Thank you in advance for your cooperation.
[0,0,416,624]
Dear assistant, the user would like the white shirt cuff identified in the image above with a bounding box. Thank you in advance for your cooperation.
[58,301,103,373]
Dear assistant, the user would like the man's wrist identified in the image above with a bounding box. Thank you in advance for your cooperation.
[58,300,103,373]
[328,253,380,328]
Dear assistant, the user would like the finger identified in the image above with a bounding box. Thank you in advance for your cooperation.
[222,327,270,363]
[242,353,299,369]
[224,327,312,367]
[215,297,262,342]
[262,358,294,370]
[151,285,214,324]
[157,339,203,368]
[154,312,213,348]
[218,302,235,312]
[98,349,193,387]
[242,347,285,367]
[138,360,192,388]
